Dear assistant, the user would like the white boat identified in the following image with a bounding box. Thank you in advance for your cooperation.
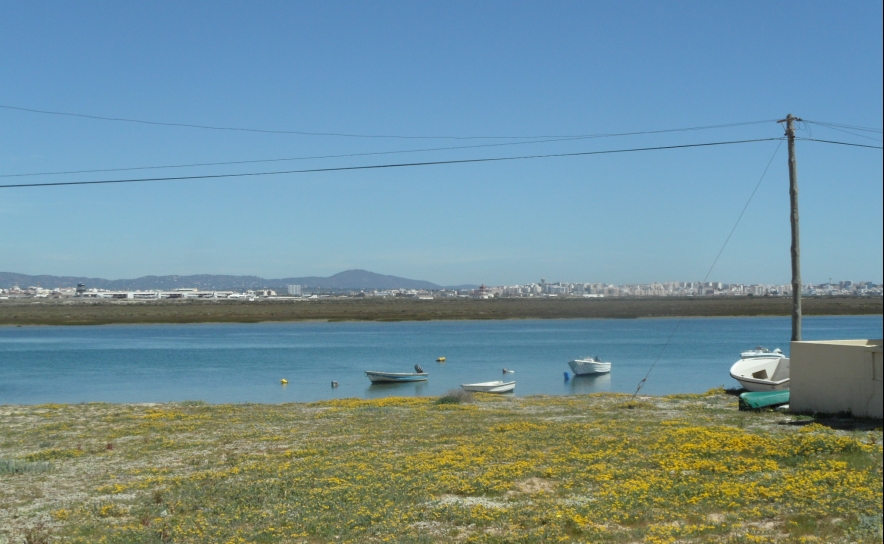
[568,356,612,375]
[461,381,515,393]
[364,371,428,383]
[729,357,790,392]
[740,346,785,359]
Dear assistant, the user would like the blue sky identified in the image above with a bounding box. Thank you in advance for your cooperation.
[1,1,881,286]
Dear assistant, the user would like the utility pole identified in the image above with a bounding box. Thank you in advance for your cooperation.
[779,113,802,341]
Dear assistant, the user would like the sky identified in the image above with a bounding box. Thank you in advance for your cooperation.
[1,1,882,287]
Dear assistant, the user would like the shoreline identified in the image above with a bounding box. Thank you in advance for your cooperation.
[1,312,876,330]
[1,296,881,326]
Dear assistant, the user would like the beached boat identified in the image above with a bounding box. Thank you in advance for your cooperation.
[738,390,790,411]
[729,356,789,392]
[461,381,515,393]
[568,356,612,376]
[364,370,428,383]
[739,346,785,359]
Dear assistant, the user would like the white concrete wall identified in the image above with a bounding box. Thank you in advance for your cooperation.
[790,339,883,419]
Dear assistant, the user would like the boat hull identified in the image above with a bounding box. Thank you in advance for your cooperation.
[568,359,612,375]
[461,381,515,393]
[739,390,790,410]
[365,371,428,383]
[729,357,789,392]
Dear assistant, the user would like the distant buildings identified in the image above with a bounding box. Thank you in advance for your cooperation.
[435,279,881,299]
[0,279,880,301]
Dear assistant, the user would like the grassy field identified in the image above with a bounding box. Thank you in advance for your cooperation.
[1,296,881,326]
[1,392,881,543]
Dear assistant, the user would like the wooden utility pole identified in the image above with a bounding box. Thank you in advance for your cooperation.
[779,113,802,341]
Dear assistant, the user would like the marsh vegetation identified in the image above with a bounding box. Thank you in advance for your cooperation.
[1,296,880,326]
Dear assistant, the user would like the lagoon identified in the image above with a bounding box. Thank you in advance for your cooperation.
[1,315,881,404]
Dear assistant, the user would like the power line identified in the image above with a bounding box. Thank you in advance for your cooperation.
[0,136,624,178]
[802,119,883,134]
[0,137,782,189]
[795,137,883,150]
[632,140,784,399]
[9,122,876,181]
[0,104,775,140]
[802,123,883,143]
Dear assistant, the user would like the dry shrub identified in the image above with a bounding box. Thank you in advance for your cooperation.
[436,389,474,405]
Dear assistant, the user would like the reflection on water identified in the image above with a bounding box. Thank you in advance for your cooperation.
[567,372,613,394]
[365,381,429,398]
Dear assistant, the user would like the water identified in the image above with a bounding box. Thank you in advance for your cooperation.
[0,316,880,404]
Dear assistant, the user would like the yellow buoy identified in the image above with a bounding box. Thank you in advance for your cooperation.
[280,379,288,384]
[436,357,446,362]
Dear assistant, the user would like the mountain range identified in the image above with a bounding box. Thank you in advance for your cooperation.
[0,269,476,291]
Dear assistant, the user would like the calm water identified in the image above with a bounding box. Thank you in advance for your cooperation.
[0,316,881,404]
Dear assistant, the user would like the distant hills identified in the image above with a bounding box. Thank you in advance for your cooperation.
[0,269,474,291]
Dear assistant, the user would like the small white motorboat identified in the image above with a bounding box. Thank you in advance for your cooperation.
[365,371,428,383]
[365,365,428,383]
[740,346,785,359]
[568,356,612,376]
[461,381,515,393]
[729,357,790,392]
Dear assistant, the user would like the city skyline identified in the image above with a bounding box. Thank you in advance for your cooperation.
[2,268,880,298]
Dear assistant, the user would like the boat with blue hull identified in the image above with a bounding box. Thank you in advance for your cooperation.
[739,390,790,411]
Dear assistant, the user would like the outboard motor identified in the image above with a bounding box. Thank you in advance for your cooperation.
[414,364,424,374]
